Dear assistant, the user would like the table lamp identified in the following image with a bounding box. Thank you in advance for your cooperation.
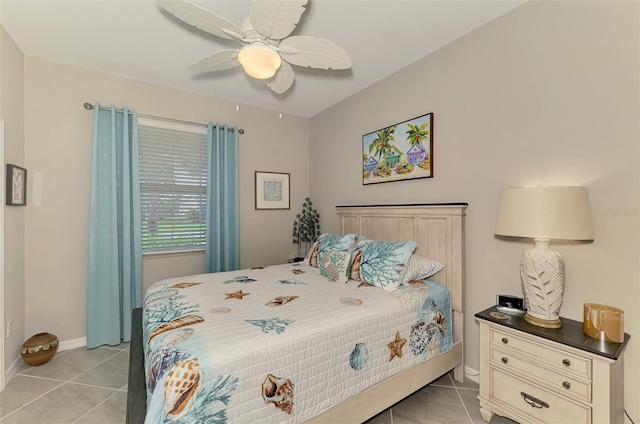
[495,186,593,328]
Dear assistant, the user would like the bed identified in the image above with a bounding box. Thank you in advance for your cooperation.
[127,203,467,423]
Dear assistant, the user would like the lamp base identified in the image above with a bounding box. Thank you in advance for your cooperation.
[524,312,562,329]
[520,238,565,329]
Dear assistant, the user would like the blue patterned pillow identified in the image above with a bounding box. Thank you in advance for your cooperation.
[318,249,351,283]
[304,233,357,267]
[350,240,416,290]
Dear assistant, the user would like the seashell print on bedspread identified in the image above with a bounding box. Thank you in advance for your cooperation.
[143,292,200,341]
[160,328,194,348]
[148,315,205,344]
[160,358,240,423]
[169,282,202,289]
[277,279,307,285]
[142,263,452,424]
[265,296,298,307]
[164,358,204,421]
[148,348,191,393]
[262,374,295,414]
[406,292,450,359]
[349,343,369,370]
[221,275,257,284]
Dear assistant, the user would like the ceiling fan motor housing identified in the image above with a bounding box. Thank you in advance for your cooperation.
[238,42,282,80]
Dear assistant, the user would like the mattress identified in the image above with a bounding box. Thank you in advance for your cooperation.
[142,262,452,423]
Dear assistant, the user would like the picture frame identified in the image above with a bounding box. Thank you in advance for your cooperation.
[362,112,433,185]
[255,171,290,210]
[6,164,27,206]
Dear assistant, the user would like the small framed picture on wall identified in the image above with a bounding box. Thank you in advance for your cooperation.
[6,164,27,206]
[255,171,290,210]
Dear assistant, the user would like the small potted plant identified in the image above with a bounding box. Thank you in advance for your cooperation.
[292,197,320,261]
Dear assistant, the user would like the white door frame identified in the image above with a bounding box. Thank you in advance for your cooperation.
[0,118,5,391]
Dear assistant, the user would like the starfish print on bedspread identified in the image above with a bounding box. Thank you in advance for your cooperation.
[225,290,250,300]
[387,330,406,361]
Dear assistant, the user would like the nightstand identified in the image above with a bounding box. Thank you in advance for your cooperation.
[475,306,630,424]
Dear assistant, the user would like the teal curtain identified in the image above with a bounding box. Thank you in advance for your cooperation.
[206,123,240,272]
[87,103,142,348]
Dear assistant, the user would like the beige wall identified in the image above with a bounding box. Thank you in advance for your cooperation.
[310,0,639,418]
[0,26,26,374]
[23,57,309,343]
[10,0,640,418]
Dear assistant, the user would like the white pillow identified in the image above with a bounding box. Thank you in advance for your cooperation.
[399,254,444,286]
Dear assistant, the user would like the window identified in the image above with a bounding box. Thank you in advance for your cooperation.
[138,118,208,253]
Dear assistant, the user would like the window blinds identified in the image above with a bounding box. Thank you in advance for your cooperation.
[138,119,208,252]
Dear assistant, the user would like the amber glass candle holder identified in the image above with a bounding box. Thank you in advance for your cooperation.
[583,303,624,343]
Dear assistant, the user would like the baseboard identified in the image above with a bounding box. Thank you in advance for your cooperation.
[464,365,479,383]
[5,355,22,385]
[58,337,87,352]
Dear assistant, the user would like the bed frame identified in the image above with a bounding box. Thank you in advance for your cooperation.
[127,203,466,423]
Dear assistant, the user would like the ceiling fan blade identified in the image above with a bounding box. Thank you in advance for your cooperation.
[249,0,308,40]
[159,0,244,41]
[279,36,352,70]
[188,50,239,72]
[267,61,295,94]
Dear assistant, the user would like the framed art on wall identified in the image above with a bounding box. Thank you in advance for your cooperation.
[6,164,27,206]
[255,171,290,210]
[362,112,433,185]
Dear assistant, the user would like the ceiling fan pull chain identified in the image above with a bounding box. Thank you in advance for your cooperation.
[235,65,240,112]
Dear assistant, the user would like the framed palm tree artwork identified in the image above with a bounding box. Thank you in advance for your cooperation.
[362,113,433,185]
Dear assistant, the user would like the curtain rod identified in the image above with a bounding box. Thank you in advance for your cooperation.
[83,102,244,134]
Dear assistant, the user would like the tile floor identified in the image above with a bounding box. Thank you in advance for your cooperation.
[363,372,516,424]
[1,345,515,424]
[0,344,129,423]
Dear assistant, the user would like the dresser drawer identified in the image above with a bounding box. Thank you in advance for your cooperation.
[490,367,591,424]
[491,328,591,380]
[490,347,591,403]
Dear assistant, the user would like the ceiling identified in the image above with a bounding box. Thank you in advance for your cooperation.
[1,0,525,118]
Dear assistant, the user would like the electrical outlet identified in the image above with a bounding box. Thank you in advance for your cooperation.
[6,320,12,339]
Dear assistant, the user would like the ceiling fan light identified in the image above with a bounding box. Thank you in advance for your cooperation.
[238,44,282,80]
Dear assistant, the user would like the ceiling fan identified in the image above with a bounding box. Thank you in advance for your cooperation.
[159,0,352,94]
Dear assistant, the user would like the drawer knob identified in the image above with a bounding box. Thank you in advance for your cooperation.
[562,359,571,366]
[521,392,549,409]
[501,337,509,344]
[501,357,508,364]
[563,381,571,389]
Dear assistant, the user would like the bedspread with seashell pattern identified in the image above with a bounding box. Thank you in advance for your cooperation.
[142,263,451,424]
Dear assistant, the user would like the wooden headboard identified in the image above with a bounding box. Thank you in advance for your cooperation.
[336,204,467,313]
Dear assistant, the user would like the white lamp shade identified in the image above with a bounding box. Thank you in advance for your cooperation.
[238,43,282,80]
[495,186,593,240]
